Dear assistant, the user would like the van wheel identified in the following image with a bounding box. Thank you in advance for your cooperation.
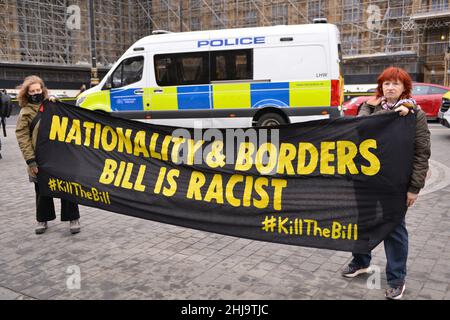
[256,113,287,127]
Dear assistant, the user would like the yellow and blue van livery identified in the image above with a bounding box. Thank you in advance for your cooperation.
[77,23,343,128]
[108,82,330,111]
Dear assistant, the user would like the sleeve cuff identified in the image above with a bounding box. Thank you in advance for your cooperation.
[408,186,421,194]
[26,159,38,167]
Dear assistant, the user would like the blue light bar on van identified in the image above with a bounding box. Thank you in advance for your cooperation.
[198,36,265,48]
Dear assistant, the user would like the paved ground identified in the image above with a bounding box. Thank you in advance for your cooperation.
[1,117,449,300]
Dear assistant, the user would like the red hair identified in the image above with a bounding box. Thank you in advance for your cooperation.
[375,67,412,99]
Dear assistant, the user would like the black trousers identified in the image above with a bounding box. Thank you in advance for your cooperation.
[34,183,80,222]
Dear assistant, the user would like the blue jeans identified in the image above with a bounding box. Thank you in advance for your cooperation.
[351,218,408,287]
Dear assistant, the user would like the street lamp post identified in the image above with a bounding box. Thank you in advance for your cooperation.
[89,0,99,87]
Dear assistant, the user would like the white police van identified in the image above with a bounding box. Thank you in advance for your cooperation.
[77,23,343,127]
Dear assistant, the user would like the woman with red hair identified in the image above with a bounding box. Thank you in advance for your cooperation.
[373,66,415,112]
[341,67,431,299]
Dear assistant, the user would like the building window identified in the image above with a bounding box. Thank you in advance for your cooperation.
[212,12,226,29]
[158,21,169,31]
[212,0,224,6]
[369,64,387,74]
[342,34,360,55]
[344,64,369,75]
[245,9,258,27]
[308,0,326,20]
[431,0,449,11]
[190,0,201,10]
[159,0,169,11]
[427,28,449,56]
[343,0,362,23]
[272,3,288,25]
[190,17,201,31]
[386,30,402,51]
[388,0,412,18]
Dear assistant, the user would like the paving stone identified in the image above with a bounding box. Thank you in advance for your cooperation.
[417,288,446,300]
[423,280,449,292]
[299,262,321,272]
[0,287,22,300]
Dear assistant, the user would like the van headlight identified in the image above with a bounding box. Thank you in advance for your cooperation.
[76,96,86,106]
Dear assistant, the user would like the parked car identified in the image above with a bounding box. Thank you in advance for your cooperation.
[437,90,450,128]
[342,96,371,116]
[343,83,450,119]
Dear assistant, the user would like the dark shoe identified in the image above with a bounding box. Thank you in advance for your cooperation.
[35,222,48,234]
[69,219,80,234]
[385,284,406,300]
[342,264,371,278]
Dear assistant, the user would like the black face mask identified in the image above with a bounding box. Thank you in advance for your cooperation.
[28,93,44,104]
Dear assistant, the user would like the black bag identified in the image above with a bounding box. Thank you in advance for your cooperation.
[0,92,12,118]
[0,91,12,138]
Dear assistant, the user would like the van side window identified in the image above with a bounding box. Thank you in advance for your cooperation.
[211,49,253,81]
[154,52,208,86]
[111,56,144,88]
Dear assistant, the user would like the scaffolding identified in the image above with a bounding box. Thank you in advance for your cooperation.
[150,0,450,84]
[0,0,152,67]
[1,0,449,84]
[149,1,417,53]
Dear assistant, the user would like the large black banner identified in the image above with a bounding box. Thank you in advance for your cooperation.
[37,101,416,253]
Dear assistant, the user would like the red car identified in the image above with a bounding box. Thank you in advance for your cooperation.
[343,83,450,119]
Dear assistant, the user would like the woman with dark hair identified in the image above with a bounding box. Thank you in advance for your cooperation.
[341,67,431,299]
[15,75,81,235]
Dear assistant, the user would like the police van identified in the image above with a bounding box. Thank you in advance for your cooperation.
[76,23,343,128]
